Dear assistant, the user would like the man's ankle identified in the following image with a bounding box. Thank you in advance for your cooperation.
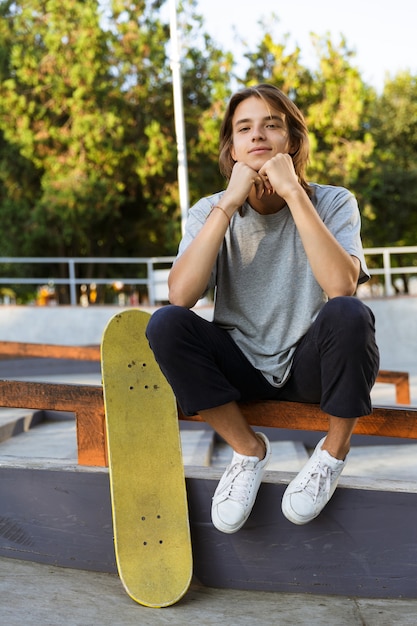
[233,433,267,460]
[321,438,350,461]
[255,434,267,460]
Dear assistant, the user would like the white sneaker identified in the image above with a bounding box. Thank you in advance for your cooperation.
[281,437,347,525]
[211,432,271,534]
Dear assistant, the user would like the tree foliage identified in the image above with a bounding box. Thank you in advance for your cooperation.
[0,1,220,261]
[360,73,417,244]
[0,0,416,301]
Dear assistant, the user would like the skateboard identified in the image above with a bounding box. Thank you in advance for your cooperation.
[101,309,192,608]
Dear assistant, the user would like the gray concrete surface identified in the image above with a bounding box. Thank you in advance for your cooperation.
[0,304,214,345]
[365,296,417,375]
[1,557,417,626]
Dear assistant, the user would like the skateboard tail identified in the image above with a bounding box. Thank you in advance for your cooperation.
[117,548,193,608]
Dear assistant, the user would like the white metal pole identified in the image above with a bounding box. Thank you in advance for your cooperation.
[169,0,190,236]
[383,249,394,296]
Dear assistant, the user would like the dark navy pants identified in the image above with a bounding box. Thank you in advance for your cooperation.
[146,297,379,419]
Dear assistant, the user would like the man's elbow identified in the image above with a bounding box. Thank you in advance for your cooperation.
[168,285,196,309]
[328,278,358,299]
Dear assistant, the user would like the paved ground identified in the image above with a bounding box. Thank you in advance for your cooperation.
[1,557,417,626]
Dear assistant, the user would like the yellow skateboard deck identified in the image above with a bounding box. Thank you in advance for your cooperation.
[101,309,192,608]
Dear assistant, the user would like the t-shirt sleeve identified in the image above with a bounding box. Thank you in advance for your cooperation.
[175,196,219,294]
[318,187,370,284]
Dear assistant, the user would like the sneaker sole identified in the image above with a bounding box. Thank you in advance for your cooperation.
[211,509,250,534]
[281,495,320,525]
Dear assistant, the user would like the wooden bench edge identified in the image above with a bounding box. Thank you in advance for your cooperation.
[0,342,100,361]
[0,379,416,467]
[0,342,410,402]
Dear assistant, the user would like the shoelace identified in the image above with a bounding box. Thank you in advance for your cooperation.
[300,460,333,503]
[215,459,257,506]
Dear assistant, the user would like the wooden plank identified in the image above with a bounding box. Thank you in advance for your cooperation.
[0,380,106,467]
[181,402,417,439]
[0,342,411,405]
[0,379,416,467]
[376,369,410,404]
[0,341,100,361]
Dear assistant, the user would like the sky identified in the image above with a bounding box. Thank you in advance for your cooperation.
[192,0,416,92]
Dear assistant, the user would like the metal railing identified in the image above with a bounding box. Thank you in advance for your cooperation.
[362,246,417,296]
[0,246,416,305]
[0,256,176,306]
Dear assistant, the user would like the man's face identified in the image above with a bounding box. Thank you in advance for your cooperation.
[230,96,292,172]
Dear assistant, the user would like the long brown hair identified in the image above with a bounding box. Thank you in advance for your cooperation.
[219,84,311,196]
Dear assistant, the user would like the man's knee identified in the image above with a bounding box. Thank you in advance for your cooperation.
[146,305,194,349]
[318,297,376,354]
[322,296,374,329]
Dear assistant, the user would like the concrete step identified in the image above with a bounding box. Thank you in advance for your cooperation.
[0,413,215,468]
[0,416,77,459]
[0,408,43,443]
[180,429,214,466]
[211,440,310,472]
[211,436,417,481]
[345,443,417,480]
[2,409,417,482]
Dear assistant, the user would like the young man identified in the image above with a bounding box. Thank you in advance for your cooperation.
[146,84,379,533]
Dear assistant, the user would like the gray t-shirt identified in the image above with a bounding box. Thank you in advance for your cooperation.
[177,183,369,387]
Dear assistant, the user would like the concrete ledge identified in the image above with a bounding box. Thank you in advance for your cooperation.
[363,296,417,373]
[1,460,417,599]
[0,305,213,346]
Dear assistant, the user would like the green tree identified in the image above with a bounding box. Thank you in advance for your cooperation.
[242,15,315,107]
[240,25,375,190]
[359,73,417,289]
[0,0,129,261]
[304,35,375,189]
[0,0,228,301]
